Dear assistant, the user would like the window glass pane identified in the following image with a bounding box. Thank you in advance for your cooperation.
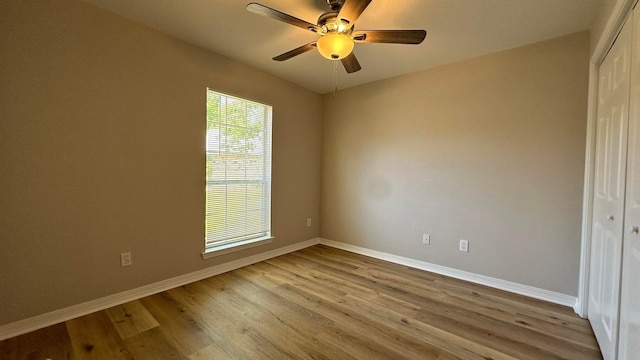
[246,184,263,210]
[246,158,264,181]
[205,88,272,249]
[205,214,226,241]
[225,97,247,128]
[246,209,264,234]
[205,184,226,213]
[206,122,221,154]
[206,154,225,182]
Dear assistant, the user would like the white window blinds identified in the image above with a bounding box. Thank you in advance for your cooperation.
[205,89,272,250]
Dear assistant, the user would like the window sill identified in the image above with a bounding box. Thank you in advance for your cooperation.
[202,236,274,259]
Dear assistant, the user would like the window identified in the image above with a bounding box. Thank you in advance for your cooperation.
[204,89,272,256]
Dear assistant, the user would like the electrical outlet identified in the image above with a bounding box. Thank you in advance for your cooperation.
[121,252,132,267]
[422,233,430,245]
[307,218,312,227]
[459,240,469,253]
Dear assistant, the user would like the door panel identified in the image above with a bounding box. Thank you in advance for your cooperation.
[589,17,632,360]
[609,105,626,201]
[618,6,640,359]
[601,230,619,339]
[596,116,609,197]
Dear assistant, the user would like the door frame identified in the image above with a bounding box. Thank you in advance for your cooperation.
[578,0,637,318]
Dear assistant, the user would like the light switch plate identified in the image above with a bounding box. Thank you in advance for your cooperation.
[422,234,430,245]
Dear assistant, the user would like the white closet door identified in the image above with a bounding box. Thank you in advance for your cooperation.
[618,6,640,359]
[589,17,632,360]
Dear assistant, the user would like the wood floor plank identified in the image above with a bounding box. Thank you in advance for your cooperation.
[306,245,570,312]
[122,327,188,360]
[66,312,134,360]
[309,245,591,330]
[256,259,349,300]
[237,263,467,359]
[348,266,599,356]
[285,246,600,359]
[432,278,591,327]
[169,281,282,360]
[339,293,520,360]
[228,268,453,360]
[267,255,379,300]
[0,322,75,360]
[215,273,371,360]
[300,245,599,348]
[170,272,331,360]
[240,264,481,358]
[0,245,602,360]
[139,292,215,357]
[206,272,364,360]
[298,245,389,271]
[106,300,159,340]
[189,343,243,360]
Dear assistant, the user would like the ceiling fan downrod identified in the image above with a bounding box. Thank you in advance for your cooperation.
[327,0,345,11]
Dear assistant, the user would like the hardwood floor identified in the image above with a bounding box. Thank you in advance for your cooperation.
[0,245,602,359]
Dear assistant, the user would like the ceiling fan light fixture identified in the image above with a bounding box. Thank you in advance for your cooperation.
[247,1,427,73]
[317,33,354,60]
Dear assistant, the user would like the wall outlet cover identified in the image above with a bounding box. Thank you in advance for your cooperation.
[459,240,469,253]
[121,252,132,267]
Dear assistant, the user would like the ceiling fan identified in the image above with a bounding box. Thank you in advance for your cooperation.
[246,0,427,74]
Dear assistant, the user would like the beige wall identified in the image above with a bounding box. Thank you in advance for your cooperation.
[0,0,322,325]
[321,32,590,295]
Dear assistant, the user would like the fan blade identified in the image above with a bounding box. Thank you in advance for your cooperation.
[338,0,372,24]
[353,30,427,44]
[273,42,317,61]
[341,53,361,73]
[247,3,320,33]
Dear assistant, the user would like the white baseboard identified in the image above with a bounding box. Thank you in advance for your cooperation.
[0,238,321,341]
[573,298,584,318]
[319,238,577,309]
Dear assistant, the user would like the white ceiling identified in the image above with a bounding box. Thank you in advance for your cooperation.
[82,0,601,94]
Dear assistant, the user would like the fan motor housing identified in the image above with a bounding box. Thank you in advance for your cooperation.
[318,11,339,27]
[317,11,353,34]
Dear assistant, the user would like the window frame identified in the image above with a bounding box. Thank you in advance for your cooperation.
[202,88,273,259]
